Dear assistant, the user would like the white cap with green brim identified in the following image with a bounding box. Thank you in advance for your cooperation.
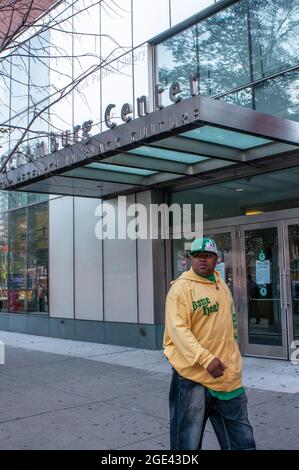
[190,237,218,256]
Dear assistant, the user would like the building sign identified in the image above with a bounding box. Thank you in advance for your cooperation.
[6,73,201,168]
[1,74,299,192]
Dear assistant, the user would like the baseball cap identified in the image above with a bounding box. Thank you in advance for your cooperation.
[190,237,218,256]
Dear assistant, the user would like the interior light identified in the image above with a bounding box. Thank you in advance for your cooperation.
[245,210,264,216]
[235,188,245,192]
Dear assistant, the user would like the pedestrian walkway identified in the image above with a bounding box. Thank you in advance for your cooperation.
[1,331,299,393]
[0,331,298,449]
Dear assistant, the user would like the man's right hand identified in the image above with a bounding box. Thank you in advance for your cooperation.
[206,357,227,378]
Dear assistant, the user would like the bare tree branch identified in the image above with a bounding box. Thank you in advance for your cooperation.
[0,0,131,174]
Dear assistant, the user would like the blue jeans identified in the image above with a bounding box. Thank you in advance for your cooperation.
[169,368,256,450]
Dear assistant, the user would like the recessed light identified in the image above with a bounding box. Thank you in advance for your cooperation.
[245,210,263,216]
[235,188,245,192]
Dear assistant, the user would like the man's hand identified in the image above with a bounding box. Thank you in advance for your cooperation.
[206,357,227,378]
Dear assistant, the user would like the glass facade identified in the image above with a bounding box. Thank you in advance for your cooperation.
[4,0,298,171]
[170,166,299,221]
[0,200,48,314]
[156,0,299,119]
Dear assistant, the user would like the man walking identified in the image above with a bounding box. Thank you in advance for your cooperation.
[163,237,256,450]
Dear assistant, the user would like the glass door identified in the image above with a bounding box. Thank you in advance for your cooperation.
[172,228,237,293]
[202,229,240,311]
[240,222,288,358]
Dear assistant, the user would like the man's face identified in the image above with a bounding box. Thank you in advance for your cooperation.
[191,251,218,277]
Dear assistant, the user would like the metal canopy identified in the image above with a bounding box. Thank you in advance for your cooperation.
[1,93,299,199]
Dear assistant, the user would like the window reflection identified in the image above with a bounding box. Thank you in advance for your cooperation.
[156,1,250,99]
[156,27,199,106]
[250,0,299,80]
[220,87,253,108]
[27,204,48,313]
[8,192,27,210]
[156,0,299,120]
[8,208,27,313]
[0,211,8,313]
[255,70,299,121]
[0,202,49,314]
[170,166,299,222]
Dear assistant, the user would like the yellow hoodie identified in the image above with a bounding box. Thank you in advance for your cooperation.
[163,268,243,391]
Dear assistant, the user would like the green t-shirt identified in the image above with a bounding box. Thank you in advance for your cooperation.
[200,271,245,401]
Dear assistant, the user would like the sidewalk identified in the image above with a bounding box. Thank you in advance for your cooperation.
[0,331,298,450]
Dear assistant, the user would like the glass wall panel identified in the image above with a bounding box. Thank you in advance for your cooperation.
[27,203,49,313]
[156,26,198,106]
[170,0,214,26]
[10,51,29,169]
[49,3,74,137]
[250,0,299,80]
[0,192,8,213]
[255,70,299,121]
[73,0,101,133]
[8,208,27,312]
[156,0,250,99]
[133,45,150,117]
[200,0,250,94]
[0,59,11,162]
[0,211,8,312]
[198,2,249,96]
[133,0,170,47]
[2,192,47,211]
[220,87,253,108]
[1,202,49,314]
[27,193,48,206]
[29,32,50,108]
[101,0,131,59]
[10,52,29,119]
[156,0,299,116]
[8,192,27,210]
[170,166,299,222]
[101,52,133,127]
[0,60,10,125]
[29,31,50,158]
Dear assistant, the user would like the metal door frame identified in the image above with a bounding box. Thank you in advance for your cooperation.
[283,217,299,357]
[239,220,288,359]
[202,226,244,351]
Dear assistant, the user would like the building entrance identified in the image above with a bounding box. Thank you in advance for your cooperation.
[172,208,299,359]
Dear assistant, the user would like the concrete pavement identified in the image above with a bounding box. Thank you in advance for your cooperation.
[0,331,298,450]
